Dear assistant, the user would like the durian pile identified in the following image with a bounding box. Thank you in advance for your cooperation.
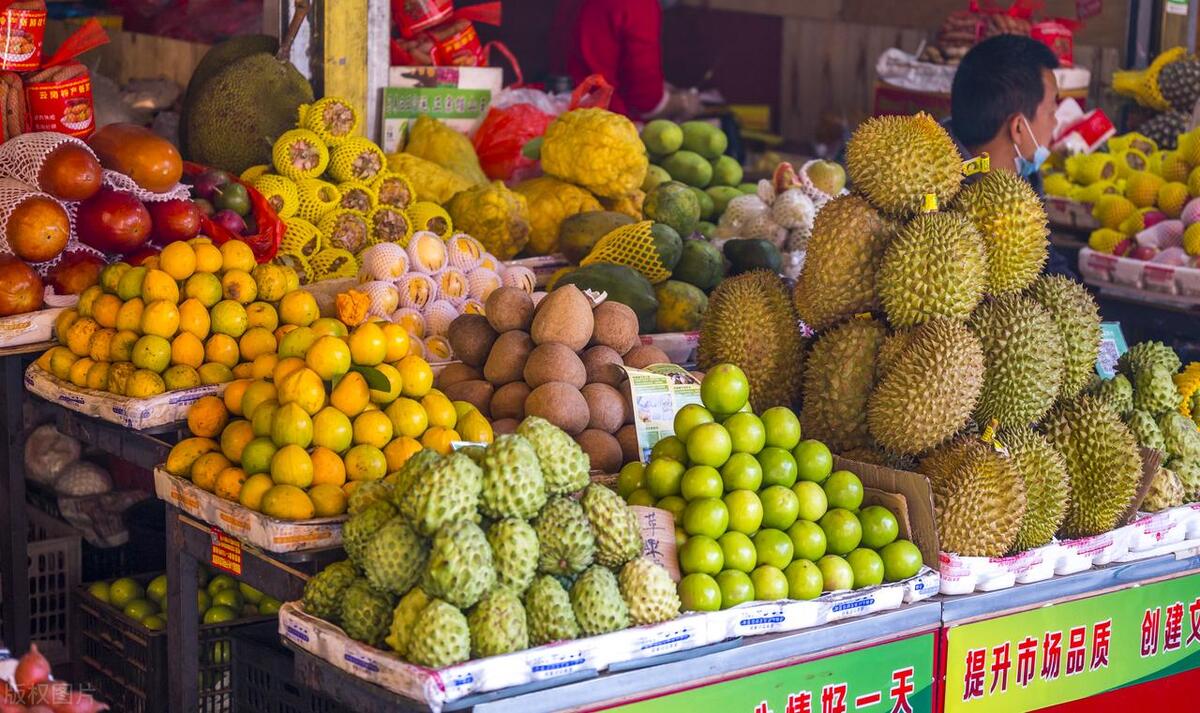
[788,111,1155,557]
[301,416,679,668]
[1091,343,1200,511]
[1112,46,1200,148]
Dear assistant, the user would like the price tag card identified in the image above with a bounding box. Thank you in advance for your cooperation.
[210,527,243,576]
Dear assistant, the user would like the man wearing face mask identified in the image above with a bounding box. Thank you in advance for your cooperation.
[950,33,1074,276]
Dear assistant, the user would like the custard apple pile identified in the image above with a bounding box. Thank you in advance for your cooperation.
[302,416,678,669]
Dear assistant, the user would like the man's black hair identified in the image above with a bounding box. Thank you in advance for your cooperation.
[950,35,1059,148]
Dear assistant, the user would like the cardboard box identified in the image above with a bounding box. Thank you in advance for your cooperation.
[834,455,939,569]
[381,66,502,152]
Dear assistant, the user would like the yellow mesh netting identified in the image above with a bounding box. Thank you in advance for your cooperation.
[580,220,670,283]
[1113,47,1186,111]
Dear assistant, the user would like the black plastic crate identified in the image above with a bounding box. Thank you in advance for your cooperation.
[73,575,272,713]
[233,624,352,713]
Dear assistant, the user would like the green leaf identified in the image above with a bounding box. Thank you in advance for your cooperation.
[350,365,390,392]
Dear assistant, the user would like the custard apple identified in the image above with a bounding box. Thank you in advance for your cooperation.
[422,520,496,609]
[385,587,431,656]
[343,500,397,564]
[480,435,547,519]
[302,560,357,622]
[1134,365,1180,416]
[1128,409,1166,451]
[1092,374,1133,418]
[399,452,483,536]
[386,448,441,493]
[1160,411,1200,461]
[487,518,539,594]
[347,479,393,515]
[517,417,590,495]
[580,484,642,568]
[535,497,596,576]
[407,598,470,668]
[339,578,395,647]
[468,588,529,658]
[525,575,580,645]
[361,517,428,595]
[617,557,680,626]
[1169,458,1200,501]
[1142,468,1185,511]
[1117,341,1181,378]
[570,565,629,636]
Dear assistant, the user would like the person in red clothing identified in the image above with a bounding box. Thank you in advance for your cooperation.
[551,0,701,120]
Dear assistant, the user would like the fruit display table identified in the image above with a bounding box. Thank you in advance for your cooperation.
[287,601,942,712]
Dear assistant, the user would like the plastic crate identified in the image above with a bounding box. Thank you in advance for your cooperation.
[0,506,82,665]
[73,574,273,713]
[233,624,352,713]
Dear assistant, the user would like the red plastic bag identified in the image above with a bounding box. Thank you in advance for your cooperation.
[183,162,283,263]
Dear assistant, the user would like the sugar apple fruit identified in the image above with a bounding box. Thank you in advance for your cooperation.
[342,499,397,564]
[535,497,596,576]
[385,587,431,657]
[1128,409,1167,451]
[407,598,470,668]
[525,575,580,645]
[385,448,440,493]
[339,578,395,647]
[302,559,357,622]
[517,416,590,496]
[480,434,547,519]
[1133,365,1181,416]
[1169,458,1200,501]
[617,557,680,626]
[422,520,496,609]
[1142,468,1184,511]
[468,588,529,658]
[361,516,428,595]
[399,452,483,536]
[487,518,539,594]
[347,480,393,515]
[580,484,642,568]
[570,565,630,636]
[1160,411,1200,461]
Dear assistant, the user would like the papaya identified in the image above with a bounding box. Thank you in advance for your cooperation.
[558,211,635,264]
[654,280,708,333]
[555,263,658,333]
[688,187,714,220]
[643,181,700,237]
[672,239,724,291]
[649,223,682,271]
[680,121,728,160]
[724,238,782,276]
[88,123,183,193]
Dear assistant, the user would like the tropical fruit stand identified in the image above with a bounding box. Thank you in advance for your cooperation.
[0,1,1197,712]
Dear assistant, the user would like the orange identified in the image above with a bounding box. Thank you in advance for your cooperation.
[380,323,410,362]
[420,390,456,429]
[190,452,231,491]
[368,363,402,404]
[384,397,428,439]
[184,272,222,307]
[140,300,180,339]
[214,467,248,501]
[310,447,347,487]
[205,334,240,368]
[92,294,122,329]
[309,484,348,517]
[171,332,205,369]
[115,297,145,332]
[219,240,256,273]
[278,290,318,327]
[352,410,394,449]
[238,327,277,361]
[246,302,279,331]
[141,269,180,304]
[251,353,279,380]
[210,300,248,338]
[232,363,255,378]
[187,395,229,438]
[64,317,98,356]
[305,336,351,381]
[131,334,171,372]
[223,378,253,416]
[198,362,234,385]
[421,426,460,455]
[160,241,197,280]
[88,328,116,362]
[240,380,278,420]
[383,436,422,472]
[348,322,387,366]
[221,269,258,304]
[193,242,223,273]
[110,330,139,362]
[397,355,433,398]
[125,369,166,398]
[272,356,306,384]
[163,363,201,391]
[178,298,211,339]
[54,308,79,341]
[68,357,94,388]
[238,473,274,511]
[219,419,256,463]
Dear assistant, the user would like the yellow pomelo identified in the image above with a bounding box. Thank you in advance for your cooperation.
[260,484,315,520]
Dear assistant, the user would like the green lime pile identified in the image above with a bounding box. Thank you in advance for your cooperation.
[85,567,279,631]
[618,363,923,612]
[640,119,749,236]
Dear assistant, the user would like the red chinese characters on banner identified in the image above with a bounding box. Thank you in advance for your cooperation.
[821,684,847,713]
[963,648,986,700]
[785,692,812,713]
[1016,636,1038,687]
[1142,607,1161,657]
[1065,626,1087,676]
[1165,602,1184,652]
[1090,620,1111,670]
[1041,631,1063,681]
[890,667,915,713]
[1189,599,1200,647]
[989,643,1011,693]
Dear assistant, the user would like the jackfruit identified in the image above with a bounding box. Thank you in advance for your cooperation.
[867,319,985,455]
[792,195,893,330]
[969,295,1065,429]
[919,438,1025,557]
[1001,429,1070,551]
[1025,275,1103,399]
[698,270,806,411]
[876,212,987,328]
[800,317,887,452]
[845,112,963,218]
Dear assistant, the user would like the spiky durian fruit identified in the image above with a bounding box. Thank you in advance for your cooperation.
[272,128,329,180]
[296,178,342,223]
[329,136,386,183]
[1001,429,1071,551]
[1024,276,1103,399]
[867,319,985,455]
[799,317,887,452]
[1091,194,1136,230]
[845,112,963,218]
[1065,153,1117,184]
[252,174,299,219]
[1118,341,1183,378]
[791,195,893,330]
[318,209,373,254]
[300,97,360,146]
[969,295,1065,429]
[1043,395,1144,538]
[876,212,987,328]
[698,270,806,411]
[919,438,1026,557]
[953,170,1049,294]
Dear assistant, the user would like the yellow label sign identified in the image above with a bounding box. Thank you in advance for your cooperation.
[963,153,991,176]
[922,194,939,213]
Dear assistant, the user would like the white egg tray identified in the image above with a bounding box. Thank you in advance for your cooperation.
[1078,247,1200,304]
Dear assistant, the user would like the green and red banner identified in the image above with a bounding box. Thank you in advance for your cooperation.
[609,632,936,713]
[943,572,1200,711]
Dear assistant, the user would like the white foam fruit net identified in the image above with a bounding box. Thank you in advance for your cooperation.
[102,169,191,203]
[0,132,96,191]
[0,176,73,275]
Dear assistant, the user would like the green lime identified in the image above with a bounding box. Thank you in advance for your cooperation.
[681,465,723,500]
[673,403,714,443]
[678,573,722,611]
[759,485,800,530]
[792,480,828,522]
[682,497,729,538]
[203,604,237,624]
[700,364,749,415]
[142,614,166,631]
[146,574,168,604]
[723,412,765,454]
[628,488,656,507]
[718,531,757,572]
[207,574,237,596]
[109,577,144,609]
[675,526,688,549]
[817,554,854,591]
[881,540,923,582]
[859,505,899,549]
[87,580,111,604]
[847,548,885,589]
[656,495,687,520]
[617,462,646,497]
[723,489,763,534]
[757,447,798,488]
[212,587,244,610]
[751,565,789,600]
[123,598,158,621]
[786,520,827,561]
[650,436,688,463]
[679,535,724,575]
[686,423,732,467]
[793,440,833,483]
[720,452,763,491]
[785,559,824,599]
[752,528,794,569]
[760,407,802,450]
[239,582,264,604]
[823,470,864,511]
[819,508,863,555]
[715,569,755,609]
[645,457,686,498]
[197,590,211,613]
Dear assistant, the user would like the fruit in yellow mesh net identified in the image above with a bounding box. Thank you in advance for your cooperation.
[337,180,376,213]
[92,294,121,329]
[221,269,258,304]
[273,129,330,180]
[445,181,531,260]
[581,220,674,283]
[241,165,270,183]
[1161,151,1191,182]
[184,273,222,308]
[366,205,412,246]
[239,327,277,361]
[383,436,422,472]
[280,217,323,260]
[300,97,360,146]
[260,484,315,520]
[220,240,257,273]
[313,406,353,452]
[311,446,348,486]
[1184,222,1200,255]
[397,355,433,399]
[271,444,314,487]
[319,209,373,254]
[238,473,274,511]
[369,363,403,404]
[126,369,166,398]
[188,395,229,438]
[191,451,231,491]
[331,371,370,417]
[65,317,98,356]
[163,365,201,391]
[421,426,460,454]
[1091,194,1136,230]
[211,300,249,338]
[343,444,387,481]
[310,248,359,280]
[296,179,341,223]
[252,174,300,219]
[88,328,115,362]
[278,290,318,327]
[271,401,315,448]
[353,410,394,449]
[214,467,248,501]
[309,483,348,517]
[205,333,240,367]
[178,298,211,339]
[381,323,410,362]
[194,242,223,273]
[246,302,279,331]
[132,335,171,372]
[1125,171,1165,208]
[349,322,387,366]
[68,357,93,388]
[85,362,110,391]
[1157,181,1189,217]
[329,136,386,183]
[1088,228,1126,253]
[141,300,181,339]
[1064,153,1117,184]
[198,362,234,385]
[278,366,326,415]
[306,335,351,381]
[171,332,205,369]
[405,201,453,239]
[160,241,197,281]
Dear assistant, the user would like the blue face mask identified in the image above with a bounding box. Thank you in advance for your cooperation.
[1013,115,1050,177]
